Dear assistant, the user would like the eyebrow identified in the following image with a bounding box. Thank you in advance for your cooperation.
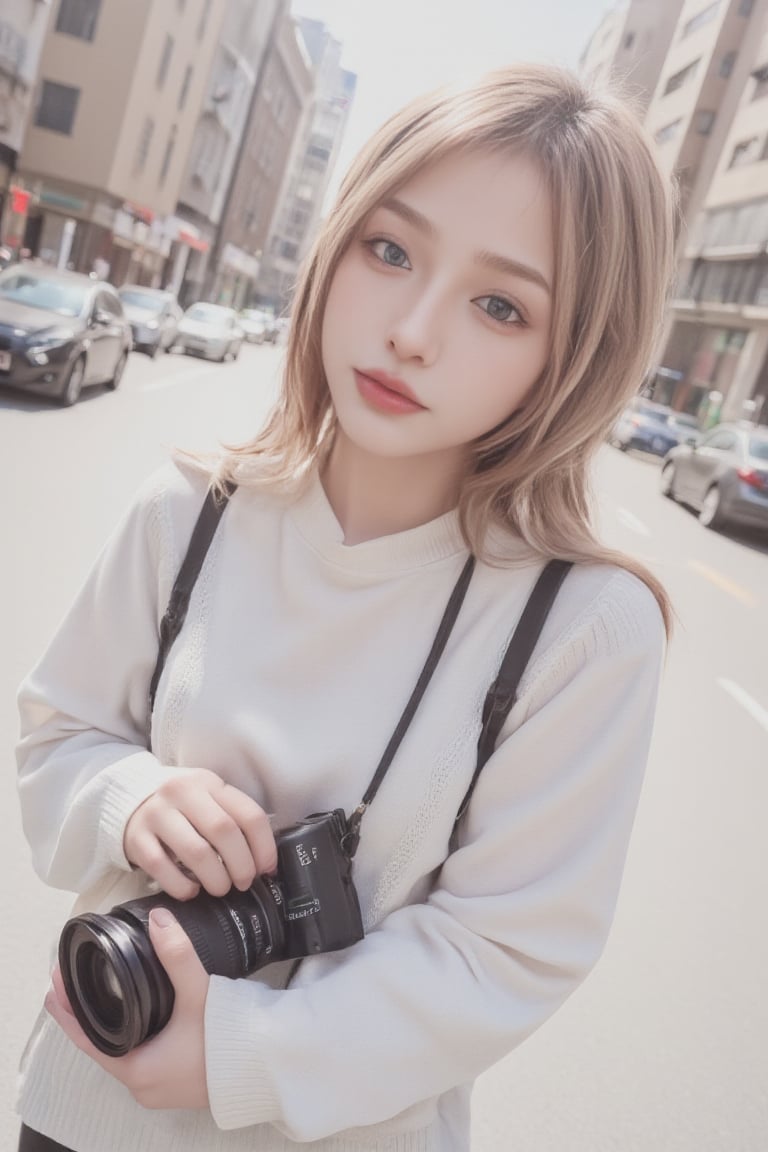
[379,196,551,297]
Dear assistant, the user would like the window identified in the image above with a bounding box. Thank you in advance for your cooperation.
[702,430,737,451]
[178,64,193,110]
[719,51,737,78]
[695,110,716,135]
[133,116,154,174]
[157,34,174,89]
[159,126,177,186]
[752,64,768,101]
[197,0,212,40]
[55,0,102,41]
[664,59,699,95]
[681,1,720,38]
[35,80,80,134]
[729,136,762,167]
[654,118,683,145]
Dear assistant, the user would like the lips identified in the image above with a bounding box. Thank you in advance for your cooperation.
[352,369,427,418]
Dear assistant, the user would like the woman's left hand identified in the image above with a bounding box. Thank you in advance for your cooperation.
[45,907,210,1110]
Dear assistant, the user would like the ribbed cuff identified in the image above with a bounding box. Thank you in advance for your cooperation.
[98,752,198,870]
[205,975,281,1131]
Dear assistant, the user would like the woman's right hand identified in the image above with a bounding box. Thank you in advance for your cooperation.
[123,769,277,900]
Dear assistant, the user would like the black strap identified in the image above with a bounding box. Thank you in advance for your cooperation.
[148,480,237,715]
[341,554,476,856]
[454,558,573,823]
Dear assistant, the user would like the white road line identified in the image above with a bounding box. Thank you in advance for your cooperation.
[717,678,768,735]
[616,508,651,536]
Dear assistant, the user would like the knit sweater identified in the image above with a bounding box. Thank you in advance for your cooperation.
[16,461,664,1152]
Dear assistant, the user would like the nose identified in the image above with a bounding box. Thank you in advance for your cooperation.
[386,288,442,366]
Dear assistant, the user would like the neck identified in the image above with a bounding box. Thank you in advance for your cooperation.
[321,433,467,545]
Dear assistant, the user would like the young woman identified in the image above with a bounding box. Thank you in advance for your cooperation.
[16,64,675,1152]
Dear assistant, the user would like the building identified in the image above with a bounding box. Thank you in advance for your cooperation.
[0,0,53,255]
[254,17,356,314]
[579,0,687,114]
[657,1,768,423]
[184,0,314,309]
[15,0,227,284]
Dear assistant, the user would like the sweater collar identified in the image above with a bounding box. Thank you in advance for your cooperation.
[289,467,468,575]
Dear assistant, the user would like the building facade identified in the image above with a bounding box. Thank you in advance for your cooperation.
[579,0,687,114]
[253,17,356,314]
[16,0,227,285]
[0,0,53,255]
[658,1,768,423]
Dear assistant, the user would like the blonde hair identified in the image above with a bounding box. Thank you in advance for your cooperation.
[213,64,677,631]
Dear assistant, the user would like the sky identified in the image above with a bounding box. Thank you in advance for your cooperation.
[289,0,614,200]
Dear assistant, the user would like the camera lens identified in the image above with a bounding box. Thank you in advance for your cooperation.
[59,880,285,1056]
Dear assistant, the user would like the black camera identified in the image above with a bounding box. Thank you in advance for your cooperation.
[58,809,364,1056]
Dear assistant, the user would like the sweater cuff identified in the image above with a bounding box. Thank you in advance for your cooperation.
[205,975,281,1131]
[99,752,199,870]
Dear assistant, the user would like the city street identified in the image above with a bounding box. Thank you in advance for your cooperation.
[1,345,767,1149]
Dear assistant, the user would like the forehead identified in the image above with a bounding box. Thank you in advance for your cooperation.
[371,148,554,278]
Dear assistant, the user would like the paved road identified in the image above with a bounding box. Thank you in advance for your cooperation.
[1,349,767,1149]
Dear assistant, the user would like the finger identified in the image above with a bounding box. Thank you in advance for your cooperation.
[147,908,209,1006]
[128,828,201,900]
[172,790,261,892]
[216,786,277,876]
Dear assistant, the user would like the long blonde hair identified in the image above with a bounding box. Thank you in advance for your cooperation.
[215,64,677,631]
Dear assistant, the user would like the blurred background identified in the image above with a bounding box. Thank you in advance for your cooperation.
[1,1,767,1149]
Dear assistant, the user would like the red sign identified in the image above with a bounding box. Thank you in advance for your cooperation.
[10,186,30,215]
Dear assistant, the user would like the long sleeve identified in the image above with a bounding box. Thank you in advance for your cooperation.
[203,575,664,1141]
[16,469,198,893]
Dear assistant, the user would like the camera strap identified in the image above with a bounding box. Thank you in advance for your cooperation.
[148,484,572,857]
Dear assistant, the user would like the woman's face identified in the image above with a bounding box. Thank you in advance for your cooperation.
[321,147,554,471]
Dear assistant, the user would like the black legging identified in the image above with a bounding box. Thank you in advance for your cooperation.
[18,1125,75,1152]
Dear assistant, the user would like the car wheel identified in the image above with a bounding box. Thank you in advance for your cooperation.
[660,462,676,500]
[58,356,86,407]
[149,340,161,359]
[106,350,128,391]
[699,486,724,530]
[232,341,241,361]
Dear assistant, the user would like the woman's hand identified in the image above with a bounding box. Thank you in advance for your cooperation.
[46,908,211,1109]
[124,768,277,899]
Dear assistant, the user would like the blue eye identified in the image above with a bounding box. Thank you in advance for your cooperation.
[474,295,524,326]
[366,239,411,269]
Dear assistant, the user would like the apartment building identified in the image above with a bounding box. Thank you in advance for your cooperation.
[644,0,764,225]
[0,0,52,251]
[16,0,227,285]
[658,2,768,423]
[194,1,314,309]
[579,0,686,113]
[254,18,356,314]
[174,0,283,303]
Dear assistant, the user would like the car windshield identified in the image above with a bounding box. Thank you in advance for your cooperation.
[639,408,670,424]
[186,304,231,323]
[119,289,167,311]
[0,271,87,317]
[748,436,768,462]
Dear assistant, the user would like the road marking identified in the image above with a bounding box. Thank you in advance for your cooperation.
[687,560,758,607]
[717,679,768,735]
[616,508,651,536]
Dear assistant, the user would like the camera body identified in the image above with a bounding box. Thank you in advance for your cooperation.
[58,809,364,1056]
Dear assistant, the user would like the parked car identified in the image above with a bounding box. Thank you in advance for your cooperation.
[0,263,131,406]
[117,284,181,357]
[175,303,244,362]
[611,397,700,456]
[660,422,768,534]
[238,307,275,344]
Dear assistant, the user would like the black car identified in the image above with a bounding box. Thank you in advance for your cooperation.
[610,397,700,456]
[0,263,132,406]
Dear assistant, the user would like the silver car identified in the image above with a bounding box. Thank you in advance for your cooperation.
[118,285,181,358]
[176,303,244,362]
[660,422,768,534]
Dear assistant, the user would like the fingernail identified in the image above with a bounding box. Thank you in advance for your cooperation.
[150,907,176,928]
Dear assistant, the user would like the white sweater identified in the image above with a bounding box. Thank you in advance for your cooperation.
[16,462,664,1152]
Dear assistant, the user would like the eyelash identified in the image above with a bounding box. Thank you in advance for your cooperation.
[361,235,528,328]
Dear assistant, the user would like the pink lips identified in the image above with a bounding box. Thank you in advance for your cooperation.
[353,369,426,415]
